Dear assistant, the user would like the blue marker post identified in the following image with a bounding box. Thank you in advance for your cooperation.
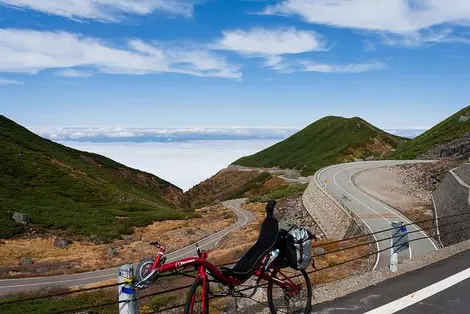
[389,221,410,273]
[119,264,139,314]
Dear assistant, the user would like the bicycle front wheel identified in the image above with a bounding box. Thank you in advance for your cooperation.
[267,268,312,314]
[184,277,209,314]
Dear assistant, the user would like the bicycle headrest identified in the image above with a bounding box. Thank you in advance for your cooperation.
[265,200,276,219]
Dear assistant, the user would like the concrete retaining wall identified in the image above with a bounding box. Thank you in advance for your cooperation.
[433,164,470,246]
[302,176,353,239]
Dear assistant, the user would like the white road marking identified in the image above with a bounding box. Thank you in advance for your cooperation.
[365,266,470,313]
[0,274,115,288]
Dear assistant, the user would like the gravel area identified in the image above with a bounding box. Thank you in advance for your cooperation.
[312,237,470,305]
[355,167,434,223]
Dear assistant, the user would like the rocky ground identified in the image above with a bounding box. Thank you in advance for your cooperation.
[394,159,463,191]
[417,136,470,160]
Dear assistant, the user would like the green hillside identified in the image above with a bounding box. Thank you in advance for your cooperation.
[233,116,407,175]
[0,115,190,240]
[392,105,470,159]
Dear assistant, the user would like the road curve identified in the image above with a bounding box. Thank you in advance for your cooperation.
[316,161,439,270]
[0,199,255,294]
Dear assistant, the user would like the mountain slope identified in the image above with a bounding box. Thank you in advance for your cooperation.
[0,115,189,240]
[233,116,407,175]
[186,170,272,208]
[392,105,470,159]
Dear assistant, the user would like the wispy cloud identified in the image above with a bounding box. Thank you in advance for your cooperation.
[0,0,195,21]
[301,60,386,73]
[379,28,470,48]
[213,27,333,73]
[263,0,470,47]
[0,77,24,85]
[214,27,327,55]
[263,0,470,33]
[0,29,242,79]
[55,69,93,77]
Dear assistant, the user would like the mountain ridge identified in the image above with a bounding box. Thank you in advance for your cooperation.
[233,115,407,175]
[391,105,470,159]
[0,115,190,240]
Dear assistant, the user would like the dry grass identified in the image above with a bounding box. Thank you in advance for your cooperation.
[0,204,236,278]
[309,237,374,285]
[208,203,265,265]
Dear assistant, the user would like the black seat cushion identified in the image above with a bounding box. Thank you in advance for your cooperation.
[221,216,279,281]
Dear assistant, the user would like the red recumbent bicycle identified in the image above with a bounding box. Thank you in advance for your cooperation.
[135,200,314,313]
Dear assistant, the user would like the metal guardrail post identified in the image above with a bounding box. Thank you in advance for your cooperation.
[119,264,139,314]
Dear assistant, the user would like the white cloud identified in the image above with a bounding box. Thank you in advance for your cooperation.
[0,29,242,79]
[0,0,194,21]
[261,56,293,72]
[0,77,23,85]
[379,28,470,47]
[301,60,386,73]
[214,27,327,55]
[55,69,93,77]
[60,140,279,190]
[264,0,470,33]
[32,126,299,141]
[385,128,428,138]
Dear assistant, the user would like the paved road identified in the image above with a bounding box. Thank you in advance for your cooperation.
[0,199,255,294]
[312,248,470,313]
[315,161,439,270]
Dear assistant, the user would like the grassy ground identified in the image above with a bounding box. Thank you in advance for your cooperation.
[248,184,307,203]
[391,105,470,159]
[0,115,190,241]
[233,116,406,176]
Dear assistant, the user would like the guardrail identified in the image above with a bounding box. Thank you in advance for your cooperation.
[3,212,470,314]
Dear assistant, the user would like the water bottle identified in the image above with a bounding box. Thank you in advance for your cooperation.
[263,249,280,271]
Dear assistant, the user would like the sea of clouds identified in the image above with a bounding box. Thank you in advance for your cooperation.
[34,127,427,191]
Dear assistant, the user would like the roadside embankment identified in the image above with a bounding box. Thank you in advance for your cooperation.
[433,163,470,246]
[302,175,352,240]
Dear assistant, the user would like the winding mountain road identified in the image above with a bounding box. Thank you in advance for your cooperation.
[0,199,255,294]
[316,160,439,270]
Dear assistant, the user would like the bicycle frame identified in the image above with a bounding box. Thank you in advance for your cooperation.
[144,245,301,312]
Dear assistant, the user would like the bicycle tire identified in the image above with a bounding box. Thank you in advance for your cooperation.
[184,277,209,314]
[267,269,312,314]
[135,258,155,284]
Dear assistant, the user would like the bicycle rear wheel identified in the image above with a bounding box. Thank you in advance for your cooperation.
[184,277,209,314]
[267,268,312,314]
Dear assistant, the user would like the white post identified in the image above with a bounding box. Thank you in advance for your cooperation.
[389,249,398,273]
[119,264,139,314]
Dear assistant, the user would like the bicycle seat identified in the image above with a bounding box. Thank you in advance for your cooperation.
[221,200,279,282]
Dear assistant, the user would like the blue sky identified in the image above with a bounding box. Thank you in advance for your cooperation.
[0,0,469,130]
